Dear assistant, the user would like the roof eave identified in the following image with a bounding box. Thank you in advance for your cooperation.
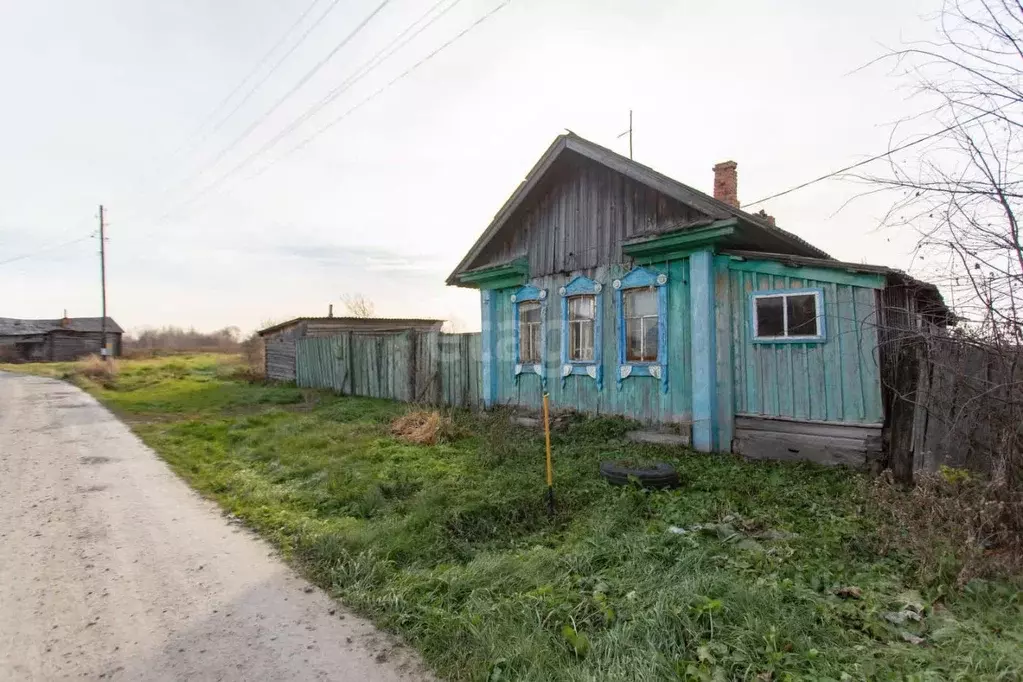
[446,135,571,285]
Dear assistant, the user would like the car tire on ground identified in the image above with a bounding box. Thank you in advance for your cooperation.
[598,461,681,489]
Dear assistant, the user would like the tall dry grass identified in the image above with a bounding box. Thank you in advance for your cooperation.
[869,468,1023,586]
[75,354,119,387]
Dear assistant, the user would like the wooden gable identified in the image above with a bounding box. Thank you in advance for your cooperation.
[449,134,830,286]
[469,152,709,277]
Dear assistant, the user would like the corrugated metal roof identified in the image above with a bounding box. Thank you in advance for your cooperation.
[257,316,445,337]
[0,317,123,336]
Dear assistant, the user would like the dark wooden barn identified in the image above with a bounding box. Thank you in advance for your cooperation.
[0,316,123,362]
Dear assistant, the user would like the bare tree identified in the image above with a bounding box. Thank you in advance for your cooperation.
[341,293,375,318]
[125,325,242,352]
[864,0,1022,337]
[863,0,1023,492]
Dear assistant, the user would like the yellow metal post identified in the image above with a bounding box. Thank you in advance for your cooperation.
[542,392,555,515]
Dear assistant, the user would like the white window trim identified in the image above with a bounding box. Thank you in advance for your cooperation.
[751,288,826,342]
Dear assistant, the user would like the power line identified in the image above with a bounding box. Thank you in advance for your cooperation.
[0,234,95,268]
[744,111,992,208]
[199,0,342,141]
[169,0,393,199]
[248,3,511,180]
[240,0,462,167]
[157,0,465,215]
[279,1,509,162]
[172,0,330,157]
[153,0,508,223]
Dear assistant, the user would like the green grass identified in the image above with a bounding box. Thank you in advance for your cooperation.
[6,355,1022,680]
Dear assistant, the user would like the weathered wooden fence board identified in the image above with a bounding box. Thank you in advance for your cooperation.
[910,339,1023,476]
[295,331,482,408]
[437,333,482,409]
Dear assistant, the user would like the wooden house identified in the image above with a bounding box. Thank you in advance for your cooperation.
[448,134,948,466]
[0,316,123,362]
[258,316,445,381]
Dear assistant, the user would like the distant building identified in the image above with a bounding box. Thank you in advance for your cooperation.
[257,316,445,381]
[0,316,123,362]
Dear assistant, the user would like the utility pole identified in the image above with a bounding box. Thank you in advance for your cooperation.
[617,109,633,159]
[99,205,108,359]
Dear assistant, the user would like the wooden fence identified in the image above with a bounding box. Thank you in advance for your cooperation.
[437,332,482,408]
[295,330,482,408]
[909,337,1023,478]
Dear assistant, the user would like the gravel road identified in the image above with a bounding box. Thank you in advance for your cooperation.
[0,372,432,682]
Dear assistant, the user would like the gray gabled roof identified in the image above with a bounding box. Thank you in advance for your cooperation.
[0,317,123,336]
[257,316,445,337]
[447,133,830,284]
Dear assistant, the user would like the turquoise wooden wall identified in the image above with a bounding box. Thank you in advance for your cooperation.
[726,264,884,424]
[490,260,692,423]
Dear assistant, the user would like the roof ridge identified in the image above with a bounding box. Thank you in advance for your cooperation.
[447,132,830,284]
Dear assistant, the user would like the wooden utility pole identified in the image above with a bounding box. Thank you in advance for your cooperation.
[99,205,108,359]
[617,109,633,159]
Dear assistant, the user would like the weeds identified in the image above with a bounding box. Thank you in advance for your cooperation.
[868,467,1023,586]
[14,354,1023,681]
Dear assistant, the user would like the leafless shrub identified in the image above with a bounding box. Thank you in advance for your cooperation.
[123,326,241,354]
[239,331,265,381]
[869,467,1023,586]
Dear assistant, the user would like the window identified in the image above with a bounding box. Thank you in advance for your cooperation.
[511,285,547,381]
[518,301,541,362]
[567,295,595,361]
[612,266,668,392]
[752,290,824,341]
[558,275,603,389]
[624,287,658,362]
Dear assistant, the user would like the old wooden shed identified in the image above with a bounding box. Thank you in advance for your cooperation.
[448,133,948,468]
[257,316,445,381]
[0,316,123,362]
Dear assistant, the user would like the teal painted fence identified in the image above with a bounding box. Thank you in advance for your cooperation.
[727,266,884,424]
[492,261,693,424]
[295,331,483,408]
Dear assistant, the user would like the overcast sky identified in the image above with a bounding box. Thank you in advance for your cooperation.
[0,0,944,334]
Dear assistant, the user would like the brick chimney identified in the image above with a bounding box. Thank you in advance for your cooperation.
[61,310,70,328]
[713,160,738,208]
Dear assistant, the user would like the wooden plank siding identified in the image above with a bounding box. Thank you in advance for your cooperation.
[295,331,483,408]
[471,155,706,277]
[728,267,884,424]
[438,333,483,408]
[265,341,297,382]
[491,261,693,425]
[733,414,883,467]
[48,332,108,362]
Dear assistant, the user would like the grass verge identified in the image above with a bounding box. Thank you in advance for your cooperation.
[3,355,1021,680]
